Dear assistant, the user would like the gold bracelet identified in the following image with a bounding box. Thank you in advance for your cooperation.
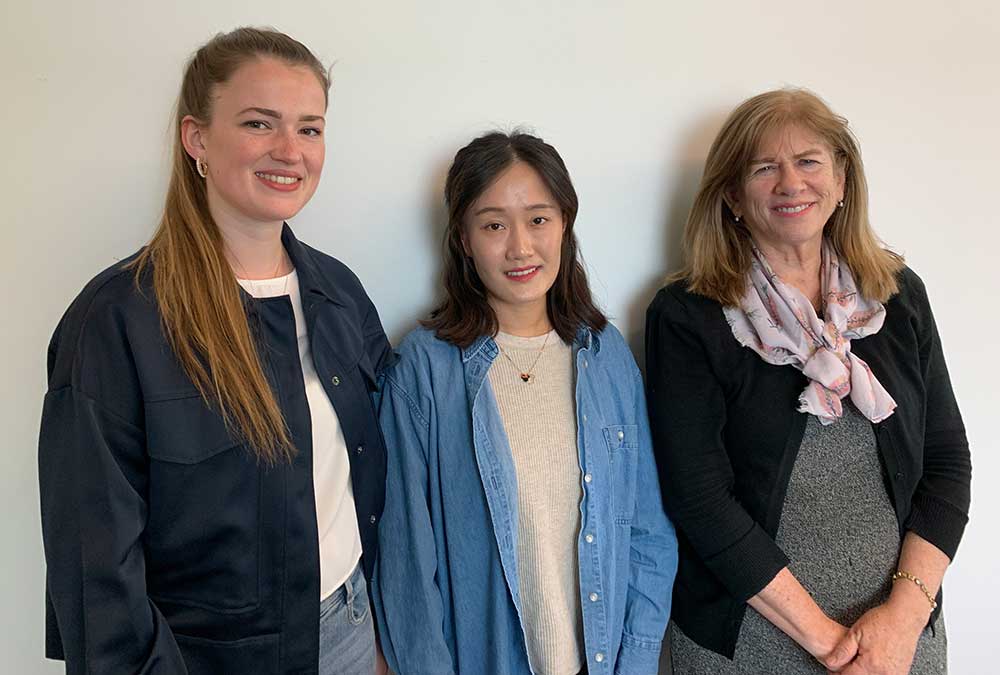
[892,570,938,610]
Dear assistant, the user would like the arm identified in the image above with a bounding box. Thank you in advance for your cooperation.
[371,376,456,675]
[615,362,679,675]
[645,290,842,659]
[39,387,187,674]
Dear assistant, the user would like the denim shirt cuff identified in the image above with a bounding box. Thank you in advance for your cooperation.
[614,632,662,675]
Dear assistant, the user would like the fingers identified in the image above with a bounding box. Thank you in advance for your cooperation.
[824,629,860,671]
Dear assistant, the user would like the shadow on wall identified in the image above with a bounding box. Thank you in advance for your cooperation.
[388,155,452,347]
[626,110,731,375]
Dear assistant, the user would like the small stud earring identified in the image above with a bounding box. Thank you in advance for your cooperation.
[196,157,209,178]
[734,215,741,223]
[837,199,844,208]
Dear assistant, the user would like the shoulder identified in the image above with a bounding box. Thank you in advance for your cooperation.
[647,278,727,331]
[386,327,461,386]
[47,250,152,392]
[592,322,635,364]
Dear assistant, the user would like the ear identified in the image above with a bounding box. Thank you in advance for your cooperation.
[724,186,742,220]
[180,114,208,162]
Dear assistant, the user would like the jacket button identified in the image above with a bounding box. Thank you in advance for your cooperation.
[331,375,341,386]
[369,515,377,524]
[895,471,904,480]
[356,445,365,455]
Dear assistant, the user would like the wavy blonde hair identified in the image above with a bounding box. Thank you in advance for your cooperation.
[676,88,903,306]
[131,28,329,463]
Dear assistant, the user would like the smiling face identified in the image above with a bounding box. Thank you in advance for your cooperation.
[462,161,566,333]
[729,124,845,252]
[181,57,327,232]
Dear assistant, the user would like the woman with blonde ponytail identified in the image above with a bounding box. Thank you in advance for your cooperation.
[39,27,392,674]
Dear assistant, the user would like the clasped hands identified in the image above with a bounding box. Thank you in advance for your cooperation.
[813,597,928,675]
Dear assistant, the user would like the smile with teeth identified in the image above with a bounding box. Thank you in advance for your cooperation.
[255,172,301,185]
[774,203,813,214]
[506,267,539,277]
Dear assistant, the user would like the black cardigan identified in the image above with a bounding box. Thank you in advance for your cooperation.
[644,267,971,658]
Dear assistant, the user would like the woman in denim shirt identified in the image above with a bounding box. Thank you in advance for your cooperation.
[373,131,677,674]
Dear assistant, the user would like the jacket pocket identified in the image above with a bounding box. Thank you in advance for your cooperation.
[174,632,279,674]
[604,424,639,525]
[145,393,262,613]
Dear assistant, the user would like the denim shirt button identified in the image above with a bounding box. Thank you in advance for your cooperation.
[617,430,624,441]
[583,359,589,368]
[585,533,594,543]
[582,414,588,423]
[595,652,605,663]
[589,592,599,602]
[584,473,593,483]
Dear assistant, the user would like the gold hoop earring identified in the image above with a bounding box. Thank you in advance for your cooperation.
[196,157,209,178]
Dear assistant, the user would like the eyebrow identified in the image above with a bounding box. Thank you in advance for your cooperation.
[237,106,325,122]
[750,148,824,164]
[473,203,557,216]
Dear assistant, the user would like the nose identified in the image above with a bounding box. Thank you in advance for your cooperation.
[774,163,805,196]
[506,222,532,260]
[270,128,302,164]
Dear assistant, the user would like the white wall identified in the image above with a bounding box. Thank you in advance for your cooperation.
[3,1,997,672]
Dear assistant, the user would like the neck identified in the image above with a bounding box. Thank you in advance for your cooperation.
[756,237,824,309]
[493,300,552,337]
[209,200,289,280]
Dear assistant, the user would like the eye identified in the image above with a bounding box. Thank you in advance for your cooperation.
[531,216,549,226]
[752,164,776,176]
[300,127,323,137]
[242,119,270,130]
[484,222,505,232]
[799,158,820,167]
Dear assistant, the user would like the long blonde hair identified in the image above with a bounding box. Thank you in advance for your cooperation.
[677,88,904,307]
[131,28,329,463]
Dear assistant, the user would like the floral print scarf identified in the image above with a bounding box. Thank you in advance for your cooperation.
[723,241,896,425]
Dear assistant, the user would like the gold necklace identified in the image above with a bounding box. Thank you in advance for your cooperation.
[496,331,551,384]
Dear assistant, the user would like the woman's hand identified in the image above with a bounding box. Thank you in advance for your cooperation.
[824,598,926,674]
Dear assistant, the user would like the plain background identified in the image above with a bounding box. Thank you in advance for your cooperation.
[3,1,997,672]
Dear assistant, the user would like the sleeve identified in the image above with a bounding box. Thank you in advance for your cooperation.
[361,293,396,377]
[644,289,789,602]
[615,361,678,675]
[371,376,456,675]
[903,274,972,560]
[39,387,187,674]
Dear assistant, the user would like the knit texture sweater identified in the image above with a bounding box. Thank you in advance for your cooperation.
[489,330,584,675]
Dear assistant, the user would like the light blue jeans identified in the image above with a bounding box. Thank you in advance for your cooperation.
[319,562,376,674]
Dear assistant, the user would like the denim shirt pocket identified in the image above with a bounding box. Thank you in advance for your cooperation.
[603,423,639,525]
[144,392,262,614]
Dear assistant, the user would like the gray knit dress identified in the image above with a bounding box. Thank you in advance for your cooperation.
[669,403,947,674]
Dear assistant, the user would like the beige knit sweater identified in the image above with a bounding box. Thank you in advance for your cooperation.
[489,331,584,675]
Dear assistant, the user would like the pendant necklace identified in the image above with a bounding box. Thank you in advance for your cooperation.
[496,331,551,384]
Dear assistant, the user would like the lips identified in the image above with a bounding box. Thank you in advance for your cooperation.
[255,171,302,191]
[772,202,814,216]
[505,266,540,282]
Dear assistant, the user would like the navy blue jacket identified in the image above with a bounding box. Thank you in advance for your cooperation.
[39,225,393,674]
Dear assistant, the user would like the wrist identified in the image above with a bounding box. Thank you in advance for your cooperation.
[804,616,846,659]
[886,589,932,633]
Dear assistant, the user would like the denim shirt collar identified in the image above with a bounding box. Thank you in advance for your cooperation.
[460,325,601,364]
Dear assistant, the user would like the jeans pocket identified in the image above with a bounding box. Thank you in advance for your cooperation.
[347,569,370,626]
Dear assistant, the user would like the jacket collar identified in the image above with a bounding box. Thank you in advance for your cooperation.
[281,223,346,307]
[460,324,601,362]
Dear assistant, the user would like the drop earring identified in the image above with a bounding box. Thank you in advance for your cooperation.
[196,157,209,178]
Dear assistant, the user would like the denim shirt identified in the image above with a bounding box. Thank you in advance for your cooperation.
[373,324,677,675]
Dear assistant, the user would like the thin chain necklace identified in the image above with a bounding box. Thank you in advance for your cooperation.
[496,331,551,384]
[231,247,291,296]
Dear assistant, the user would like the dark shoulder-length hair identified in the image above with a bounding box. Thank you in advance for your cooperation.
[423,131,607,348]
